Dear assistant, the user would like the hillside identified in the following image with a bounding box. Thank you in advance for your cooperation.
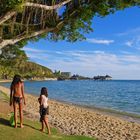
[0,61,54,80]
[0,45,55,79]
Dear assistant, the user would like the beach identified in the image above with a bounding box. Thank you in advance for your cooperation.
[0,85,140,140]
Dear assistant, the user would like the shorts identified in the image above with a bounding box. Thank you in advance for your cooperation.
[40,106,49,121]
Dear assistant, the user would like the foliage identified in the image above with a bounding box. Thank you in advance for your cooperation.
[53,70,61,77]
[0,44,54,79]
[0,0,140,47]
[0,0,24,15]
[0,0,140,79]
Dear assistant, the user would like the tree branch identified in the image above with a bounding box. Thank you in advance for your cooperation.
[25,0,72,10]
[0,11,17,25]
[0,28,54,49]
[0,0,71,26]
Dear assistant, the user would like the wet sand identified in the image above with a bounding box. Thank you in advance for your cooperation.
[0,85,140,140]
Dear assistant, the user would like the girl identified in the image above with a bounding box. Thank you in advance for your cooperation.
[10,75,26,128]
[38,87,51,134]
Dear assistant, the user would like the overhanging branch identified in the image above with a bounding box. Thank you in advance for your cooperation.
[25,0,72,10]
[0,11,17,25]
[0,28,54,49]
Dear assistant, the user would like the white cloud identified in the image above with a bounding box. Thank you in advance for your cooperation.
[117,27,140,36]
[122,36,140,50]
[86,38,114,45]
[22,47,45,53]
[125,41,133,47]
[25,50,140,79]
[116,27,140,50]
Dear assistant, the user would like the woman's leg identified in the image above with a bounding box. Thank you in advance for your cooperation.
[19,102,23,128]
[44,116,51,134]
[13,102,17,128]
[40,120,45,132]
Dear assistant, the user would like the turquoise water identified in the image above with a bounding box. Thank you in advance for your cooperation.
[1,80,140,115]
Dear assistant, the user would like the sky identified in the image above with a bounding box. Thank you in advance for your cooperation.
[24,7,140,80]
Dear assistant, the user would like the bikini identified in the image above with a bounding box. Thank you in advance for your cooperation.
[13,83,22,104]
[13,96,22,104]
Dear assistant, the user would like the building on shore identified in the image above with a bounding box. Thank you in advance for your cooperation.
[61,72,71,78]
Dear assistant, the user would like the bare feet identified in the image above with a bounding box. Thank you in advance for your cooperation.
[14,125,17,128]
[48,131,51,135]
[20,124,24,128]
[40,129,45,132]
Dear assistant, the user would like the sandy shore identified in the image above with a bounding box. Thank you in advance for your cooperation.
[0,80,12,83]
[0,85,140,140]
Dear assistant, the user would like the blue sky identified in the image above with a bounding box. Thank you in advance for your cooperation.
[24,7,140,80]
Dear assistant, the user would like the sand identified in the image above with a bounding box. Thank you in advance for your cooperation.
[0,85,140,140]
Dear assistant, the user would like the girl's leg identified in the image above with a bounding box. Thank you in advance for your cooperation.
[40,120,45,132]
[44,116,51,135]
[13,102,17,128]
[19,103,23,128]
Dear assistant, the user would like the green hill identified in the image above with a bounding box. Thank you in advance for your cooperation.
[0,60,55,80]
[0,45,55,79]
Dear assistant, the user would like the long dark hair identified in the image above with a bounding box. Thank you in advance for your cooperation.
[40,87,48,97]
[11,75,22,86]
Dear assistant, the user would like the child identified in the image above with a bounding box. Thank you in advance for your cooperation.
[38,87,51,135]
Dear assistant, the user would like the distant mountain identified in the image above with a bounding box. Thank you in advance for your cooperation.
[0,61,55,80]
[22,61,55,79]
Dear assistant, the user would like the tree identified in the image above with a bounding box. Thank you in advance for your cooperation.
[0,0,140,49]
[0,43,54,79]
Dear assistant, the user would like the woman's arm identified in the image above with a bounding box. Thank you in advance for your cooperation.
[40,95,43,106]
[38,97,41,104]
[21,82,26,105]
[9,85,13,106]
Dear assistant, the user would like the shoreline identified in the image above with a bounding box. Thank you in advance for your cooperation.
[1,81,140,123]
[1,85,140,139]
[0,78,57,83]
[0,80,12,83]
[50,98,140,123]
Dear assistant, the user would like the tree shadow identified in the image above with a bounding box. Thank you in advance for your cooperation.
[24,124,39,131]
[0,118,10,127]
[0,118,45,133]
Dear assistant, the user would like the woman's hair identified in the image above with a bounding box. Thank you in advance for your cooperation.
[41,87,48,97]
[11,75,22,86]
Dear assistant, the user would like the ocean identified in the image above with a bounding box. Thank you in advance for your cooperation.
[1,80,140,115]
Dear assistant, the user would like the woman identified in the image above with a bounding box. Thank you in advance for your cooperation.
[38,87,51,134]
[10,75,26,128]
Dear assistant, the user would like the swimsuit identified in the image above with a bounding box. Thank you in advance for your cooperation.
[13,96,22,104]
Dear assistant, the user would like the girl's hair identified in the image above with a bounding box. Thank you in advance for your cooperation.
[11,75,22,86]
[41,87,48,97]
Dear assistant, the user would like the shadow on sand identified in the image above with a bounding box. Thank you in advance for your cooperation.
[24,124,39,131]
[0,118,10,126]
[0,118,41,132]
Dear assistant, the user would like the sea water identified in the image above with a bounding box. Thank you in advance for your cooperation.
[1,80,140,115]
